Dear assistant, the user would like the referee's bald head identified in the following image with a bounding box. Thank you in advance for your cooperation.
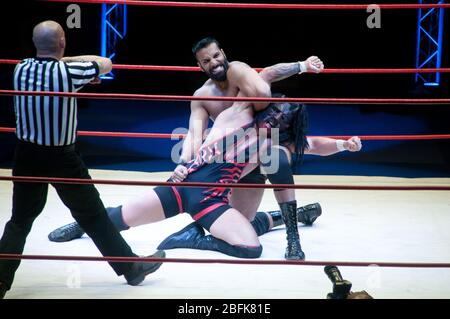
[32,20,65,54]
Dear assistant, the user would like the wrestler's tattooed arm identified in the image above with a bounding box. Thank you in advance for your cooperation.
[259,62,301,83]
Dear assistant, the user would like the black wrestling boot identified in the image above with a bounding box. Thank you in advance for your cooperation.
[48,206,127,242]
[297,203,322,225]
[157,222,205,250]
[48,221,85,242]
[280,201,305,260]
[157,222,262,258]
[268,210,284,227]
[268,202,322,227]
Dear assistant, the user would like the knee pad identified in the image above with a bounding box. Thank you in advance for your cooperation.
[261,147,294,190]
[250,212,271,236]
[239,166,267,184]
[106,205,129,231]
[232,244,263,259]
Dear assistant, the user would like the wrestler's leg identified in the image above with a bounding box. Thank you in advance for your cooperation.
[260,147,304,259]
[229,188,265,222]
[158,207,263,258]
[208,208,259,247]
[273,189,295,203]
[231,165,266,221]
[252,146,321,236]
[249,189,295,235]
[48,187,172,242]
[240,147,295,235]
[121,189,166,227]
[226,153,321,236]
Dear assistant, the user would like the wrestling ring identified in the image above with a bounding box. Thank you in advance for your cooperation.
[0,0,449,299]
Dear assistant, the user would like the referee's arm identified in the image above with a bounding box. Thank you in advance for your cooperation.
[61,55,112,74]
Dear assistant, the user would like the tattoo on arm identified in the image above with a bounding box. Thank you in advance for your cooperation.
[260,62,301,84]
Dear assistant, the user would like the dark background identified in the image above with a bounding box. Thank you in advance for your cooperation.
[0,0,449,177]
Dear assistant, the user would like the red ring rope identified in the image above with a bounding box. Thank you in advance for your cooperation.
[0,253,449,268]
[41,0,450,10]
[0,90,449,105]
[1,59,449,74]
[5,2,448,273]
[1,127,450,141]
[0,175,448,191]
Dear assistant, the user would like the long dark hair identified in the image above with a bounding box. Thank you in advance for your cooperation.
[291,103,309,173]
[270,93,309,173]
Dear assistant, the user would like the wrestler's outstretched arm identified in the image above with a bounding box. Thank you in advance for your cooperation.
[305,136,362,156]
[259,56,324,83]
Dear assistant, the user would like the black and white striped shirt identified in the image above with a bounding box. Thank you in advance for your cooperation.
[13,57,99,146]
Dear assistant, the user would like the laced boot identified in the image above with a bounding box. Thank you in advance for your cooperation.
[268,203,322,227]
[280,200,305,260]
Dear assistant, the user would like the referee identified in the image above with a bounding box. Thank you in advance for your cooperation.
[0,20,165,299]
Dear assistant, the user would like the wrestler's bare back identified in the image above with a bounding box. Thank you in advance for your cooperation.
[199,97,264,178]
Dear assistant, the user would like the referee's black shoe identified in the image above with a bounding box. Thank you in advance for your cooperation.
[124,250,166,286]
[0,281,7,299]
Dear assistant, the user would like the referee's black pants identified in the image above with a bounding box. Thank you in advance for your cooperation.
[0,140,136,289]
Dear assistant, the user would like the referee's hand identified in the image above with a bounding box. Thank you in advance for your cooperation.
[90,77,101,84]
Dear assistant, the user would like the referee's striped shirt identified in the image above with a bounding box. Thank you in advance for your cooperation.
[13,57,99,146]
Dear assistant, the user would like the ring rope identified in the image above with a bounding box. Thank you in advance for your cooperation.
[0,253,449,268]
[0,90,449,105]
[1,59,449,74]
[0,175,448,191]
[0,127,185,139]
[41,0,450,10]
[1,127,450,141]
[7,0,448,276]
